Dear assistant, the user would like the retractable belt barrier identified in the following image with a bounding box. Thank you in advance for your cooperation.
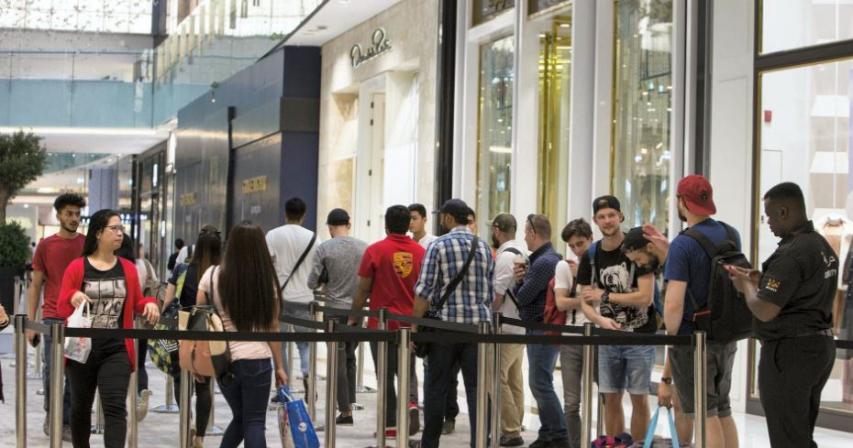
[16,312,853,448]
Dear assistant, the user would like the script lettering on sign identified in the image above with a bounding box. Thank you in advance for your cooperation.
[350,28,392,69]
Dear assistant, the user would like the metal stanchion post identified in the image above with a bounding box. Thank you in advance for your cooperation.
[694,331,707,448]
[15,315,27,448]
[490,313,502,448]
[128,339,139,448]
[580,322,595,445]
[475,321,490,448]
[375,308,388,448]
[206,381,225,435]
[48,322,64,448]
[153,376,180,413]
[30,308,43,381]
[396,328,411,448]
[324,320,339,448]
[308,302,318,420]
[179,368,192,448]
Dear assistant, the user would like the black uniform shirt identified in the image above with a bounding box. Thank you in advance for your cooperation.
[755,221,837,341]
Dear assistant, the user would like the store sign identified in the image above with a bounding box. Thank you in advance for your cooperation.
[242,175,268,194]
[350,28,392,69]
[179,192,197,206]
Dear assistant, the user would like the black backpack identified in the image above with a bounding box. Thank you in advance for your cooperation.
[683,222,753,342]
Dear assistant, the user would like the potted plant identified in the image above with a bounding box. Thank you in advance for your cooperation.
[0,131,47,312]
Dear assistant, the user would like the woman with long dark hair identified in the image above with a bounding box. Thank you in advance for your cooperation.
[57,210,160,447]
[196,223,287,447]
[161,226,222,447]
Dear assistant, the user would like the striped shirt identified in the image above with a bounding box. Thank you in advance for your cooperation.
[414,226,493,325]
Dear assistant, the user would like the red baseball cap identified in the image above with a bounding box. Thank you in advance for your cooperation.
[677,175,716,216]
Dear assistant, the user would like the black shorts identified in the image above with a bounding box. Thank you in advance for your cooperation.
[669,341,737,417]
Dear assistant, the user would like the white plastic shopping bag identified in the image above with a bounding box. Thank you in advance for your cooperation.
[64,301,92,363]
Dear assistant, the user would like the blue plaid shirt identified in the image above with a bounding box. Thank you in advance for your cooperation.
[514,242,561,322]
[414,226,493,325]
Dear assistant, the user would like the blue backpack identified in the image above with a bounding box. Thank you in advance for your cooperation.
[588,241,663,327]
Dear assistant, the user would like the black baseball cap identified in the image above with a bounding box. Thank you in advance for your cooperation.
[593,195,621,215]
[436,198,471,224]
[326,208,350,226]
[622,227,649,252]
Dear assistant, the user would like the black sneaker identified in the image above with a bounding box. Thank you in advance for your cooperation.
[547,438,571,448]
[499,434,524,447]
[441,419,455,435]
[335,414,354,425]
[528,439,550,448]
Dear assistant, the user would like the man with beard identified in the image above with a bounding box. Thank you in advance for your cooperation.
[490,214,528,446]
[26,193,87,440]
[728,182,836,447]
[578,196,656,443]
[656,175,742,448]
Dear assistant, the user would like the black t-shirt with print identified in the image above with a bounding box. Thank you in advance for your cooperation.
[83,258,127,355]
[577,238,657,333]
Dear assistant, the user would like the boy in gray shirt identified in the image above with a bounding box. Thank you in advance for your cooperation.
[308,208,367,424]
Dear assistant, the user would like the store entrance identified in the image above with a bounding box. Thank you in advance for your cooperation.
[366,92,387,244]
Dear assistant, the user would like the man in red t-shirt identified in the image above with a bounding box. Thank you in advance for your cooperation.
[26,193,86,437]
[348,205,425,438]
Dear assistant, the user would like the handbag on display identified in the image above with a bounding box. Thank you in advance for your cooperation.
[414,235,479,358]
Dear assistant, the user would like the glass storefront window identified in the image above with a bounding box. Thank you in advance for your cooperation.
[529,0,569,16]
[476,35,515,238]
[612,0,673,232]
[761,0,853,54]
[754,58,853,415]
[472,0,515,26]
[537,16,572,249]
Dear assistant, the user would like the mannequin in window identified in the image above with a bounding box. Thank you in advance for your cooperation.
[816,212,853,334]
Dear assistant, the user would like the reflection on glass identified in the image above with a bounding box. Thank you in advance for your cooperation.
[761,0,853,54]
[473,0,515,25]
[529,0,569,15]
[538,16,572,249]
[755,59,853,415]
[0,0,154,34]
[477,35,514,239]
[612,0,673,233]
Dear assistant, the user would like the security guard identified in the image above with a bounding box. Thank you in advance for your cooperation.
[727,182,836,448]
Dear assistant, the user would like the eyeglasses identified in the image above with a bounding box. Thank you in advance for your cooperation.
[106,224,126,234]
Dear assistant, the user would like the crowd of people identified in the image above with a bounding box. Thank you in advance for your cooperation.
[21,174,839,448]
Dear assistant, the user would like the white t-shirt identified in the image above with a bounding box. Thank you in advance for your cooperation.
[135,259,157,292]
[199,266,273,361]
[495,240,527,335]
[416,233,437,250]
[554,259,589,328]
[175,245,192,266]
[266,224,316,303]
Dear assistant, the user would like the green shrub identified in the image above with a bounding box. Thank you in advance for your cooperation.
[0,221,31,267]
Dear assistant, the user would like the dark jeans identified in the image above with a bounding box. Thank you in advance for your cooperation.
[759,336,835,448]
[43,317,72,425]
[338,339,357,412]
[66,349,131,448]
[528,340,568,441]
[446,361,460,421]
[370,340,417,427]
[421,341,480,448]
[137,339,148,392]
[172,374,213,436]
[219,358,272,448]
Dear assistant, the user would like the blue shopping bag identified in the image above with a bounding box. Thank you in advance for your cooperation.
[278,386,320,448]
[640,406,681,448]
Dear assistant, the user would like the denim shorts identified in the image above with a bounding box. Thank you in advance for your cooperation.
[670,341,737,417]
[598,345,655,395]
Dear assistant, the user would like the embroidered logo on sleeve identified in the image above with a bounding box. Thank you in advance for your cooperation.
[763,277,781,293]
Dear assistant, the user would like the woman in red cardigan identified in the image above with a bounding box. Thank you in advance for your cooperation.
[56,209,159,448]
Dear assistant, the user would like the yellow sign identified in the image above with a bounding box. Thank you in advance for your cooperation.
[179,193,197,206]
[242,176,268,194]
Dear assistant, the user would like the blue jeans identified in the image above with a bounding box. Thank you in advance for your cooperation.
[421,341,480,448]
[281,302,312,376]
[218,359,272,448]
[43,317,72,425]
[527,338,568,441]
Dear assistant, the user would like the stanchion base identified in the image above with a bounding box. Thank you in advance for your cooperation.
[152,404,180,414]
[356,386,377,393]
[205,424,225,436]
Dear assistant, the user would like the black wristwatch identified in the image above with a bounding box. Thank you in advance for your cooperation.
[661,377,673,385]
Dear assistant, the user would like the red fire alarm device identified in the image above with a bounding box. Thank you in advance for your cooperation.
[764,110,772,123]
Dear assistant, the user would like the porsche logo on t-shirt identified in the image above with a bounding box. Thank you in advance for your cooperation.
[393,252,414,278]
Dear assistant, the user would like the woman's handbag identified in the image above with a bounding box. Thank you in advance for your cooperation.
[178,267,231,378]
[148,301,180,375]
